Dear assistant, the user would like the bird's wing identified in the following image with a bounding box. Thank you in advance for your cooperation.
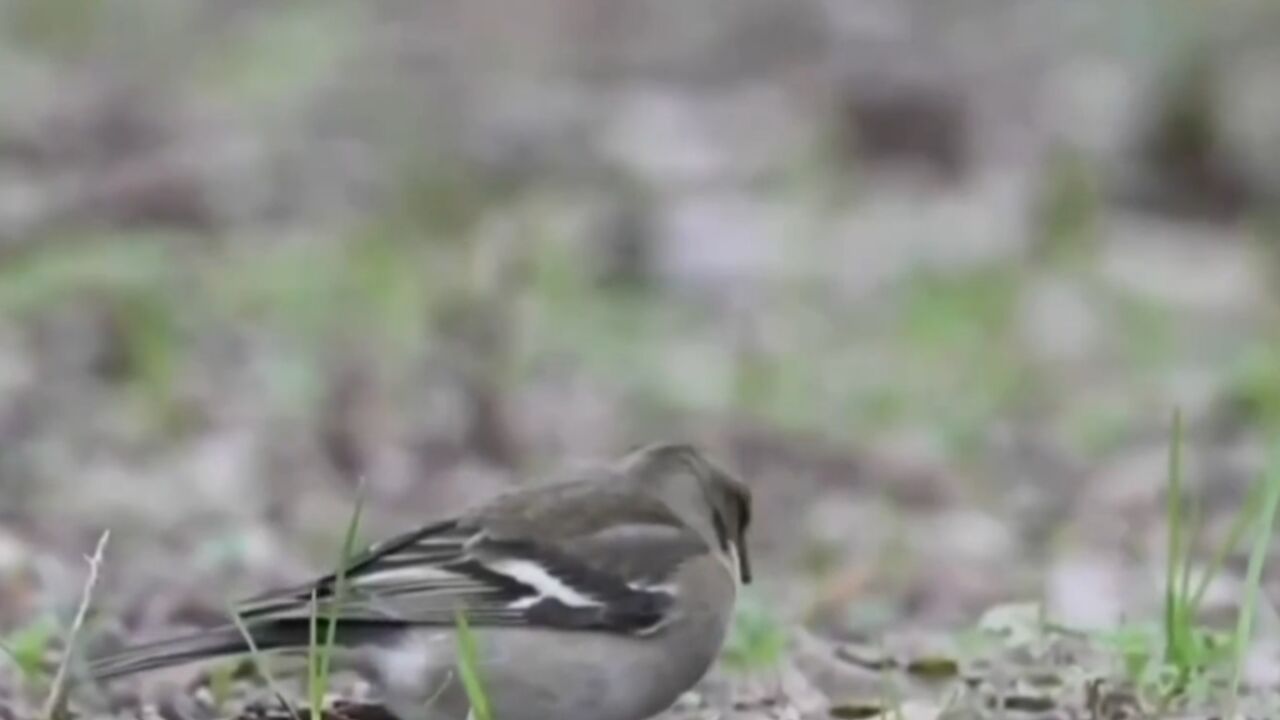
[235,506,708,635]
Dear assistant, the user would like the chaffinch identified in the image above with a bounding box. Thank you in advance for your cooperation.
[91,443,753,720]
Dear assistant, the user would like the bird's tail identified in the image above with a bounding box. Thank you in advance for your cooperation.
[90,626,254,681]
[89,619,400,682]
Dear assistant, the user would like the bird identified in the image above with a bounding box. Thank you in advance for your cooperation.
[90,443,753,720]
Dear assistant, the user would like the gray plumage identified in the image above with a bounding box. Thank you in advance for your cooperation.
[90,443,753,720]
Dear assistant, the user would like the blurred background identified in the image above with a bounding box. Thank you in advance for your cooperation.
[3,0,1280,714]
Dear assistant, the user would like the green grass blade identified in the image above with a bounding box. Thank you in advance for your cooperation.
[307,488,366,715]
[308,590,322,713]
[227,607,301,720]
[320,491,365,682]
[1176,479,1204,682]
[455,610,493,720]
[1181,486,1202,607]
[1164,407,1186,667]
[1230,452,1280,701]
[1190,475,1265,612]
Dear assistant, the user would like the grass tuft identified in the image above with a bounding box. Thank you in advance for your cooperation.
[1157,409,1242,700]
[1142,407,1280,712]
[1088,407,1279,711]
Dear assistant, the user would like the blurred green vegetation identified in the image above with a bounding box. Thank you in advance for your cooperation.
[0,0,1277,473]
[1034,145,1101,268]
[0,615,56,687]
[722,594,789,672]
[3,0,101,58]
[0,0,1277,496]
[893,268,1029,459]
[198,2,357,111]
[1,200,1277,483]
[0,235,187,426]
[1226,342,1280,435]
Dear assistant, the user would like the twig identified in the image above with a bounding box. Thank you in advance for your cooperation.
[41,530,110,720]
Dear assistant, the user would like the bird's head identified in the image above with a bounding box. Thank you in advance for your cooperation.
[619,443,753,584]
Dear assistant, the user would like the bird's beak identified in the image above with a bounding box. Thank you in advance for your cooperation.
[736,535,752,584]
